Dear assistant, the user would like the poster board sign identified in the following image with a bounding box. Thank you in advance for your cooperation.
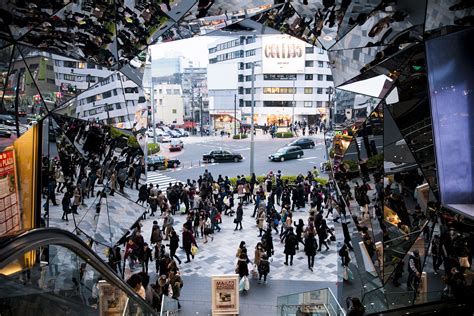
[211,274,239,315]
[0,150,20,236]
[98,280,127,316]
[262,35,306,74]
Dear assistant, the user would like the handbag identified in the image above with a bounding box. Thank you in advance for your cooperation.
[459,257,470,268]
[233,218,238,224]
[239,277,245,292]
[330,235,336,242]
[251,264,258,279]
[342,266,349,281]
[191,244,198,256]
[243,276,250,291]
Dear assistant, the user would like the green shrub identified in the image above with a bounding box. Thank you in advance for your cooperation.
[366,153,383,169]
[228,175,327,187]
[232,133,248,140]
[342,159,359,171]
[148,143,160,155]
[275,132,294,138]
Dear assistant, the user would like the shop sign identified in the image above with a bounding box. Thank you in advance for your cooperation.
[211,274,239,315]
[0,150,20,236]
[262,35,305,74]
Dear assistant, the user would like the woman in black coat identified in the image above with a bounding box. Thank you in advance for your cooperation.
[284,228,298,266]
[262,228,274,258]
[169,229,182,264]
[317,219,330,251]
[304,234,318,271]
[236,253,249,279]
[234,202,243,230]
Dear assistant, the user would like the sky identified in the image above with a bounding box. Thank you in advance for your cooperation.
[150,37,224,67]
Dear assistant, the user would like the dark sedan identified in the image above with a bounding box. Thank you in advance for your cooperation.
[203,150,243,163]
[147,155,181,171]
[268,146,304,162]
[287,137,315,149]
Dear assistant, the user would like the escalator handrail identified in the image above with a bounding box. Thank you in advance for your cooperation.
[0,227,157,315]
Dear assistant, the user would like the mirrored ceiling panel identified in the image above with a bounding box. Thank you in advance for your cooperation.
[328,44,415,88]
[18,1,119,68]
[0,0,72,40]
[330,0,426,51]
[206,18,282,36]
[425,0,474,33]
[181,0,272,21]
[336,0,381,42]
[0,43,14,107]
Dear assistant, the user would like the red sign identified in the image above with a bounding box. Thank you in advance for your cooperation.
[0,150,20,236]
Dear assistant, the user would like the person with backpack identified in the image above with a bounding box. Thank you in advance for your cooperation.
[304,233,318,271]
[284,227,298,266]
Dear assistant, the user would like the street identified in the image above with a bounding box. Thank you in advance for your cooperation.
[148,133,328,183]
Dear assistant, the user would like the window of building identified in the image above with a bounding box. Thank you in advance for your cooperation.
[245,75,253,81]
[173,89,180,94]
[317,74,323,81]
[244,101,256,107]
[86,96,95,103]
[63,74,75,81]
[305,60,314,67]
[316,101,323,107]
[116,103,122,109]
[172,109,177,114]
[87,62,95,69]
[318,48,325,54]
[304,87,313,94]
[63,61,76,68]
[87,76,96,83]
[103,91,112,99]
[326,87,332,94]
[327,62,331,68]
[159,99,163,105]
[304,101,313,107]
[46,65,53,71]
[245,88,252,94]
[263,74,297,80]
[54,60,61,67]
[246,36,256,44]
[305,74,313,80]
[238,87,244,94]
[112,89,117,96]
[245,62,253,69]
[166,89,172,94]
[317,88,323,94]
[263,87,296,94]
[263,101,293,107]
[47,78,55,84]
[158,89,162,94]
[245,49,256,57]
[239,62,244,70]
[326,75,333,81]
[305,47,314,54]
[318,61,324,67]
[238,74,244,82]
[239,99,244,107]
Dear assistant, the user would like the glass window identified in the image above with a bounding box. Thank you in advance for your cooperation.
[63,61,76,68]
[317,74,324,81]
[305,74,313,80]
[245,75,253,81]
[318,61,324,67]
[238,87,244,94]
[238,75,244,82]
[317,88,323,94]
[116,103,122,109]
[172,109,177,114]
[87,62,95,69]
[103,91,112,99]
[316,101,323,107]
[239,99,244,107]
[305,47,314,54]
[159,99,163,105]
[263,87,296,94]
[304,87,313,94]
[304,101,312,107]
[78,62,85,69]
[326,75,333,81]
[173,89,180,94]
[305,60,314,67]
[239,62,244,70]
[318,48,325,54]
[166,89,172,94]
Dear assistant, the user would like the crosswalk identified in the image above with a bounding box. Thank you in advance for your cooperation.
[146,171,183,189]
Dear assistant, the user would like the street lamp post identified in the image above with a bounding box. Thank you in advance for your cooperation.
[150,81,156,143]
[250,63,255,175]
[291,75,296,128]
[234,94,237,135]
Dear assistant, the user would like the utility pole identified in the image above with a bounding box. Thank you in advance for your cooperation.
[234,94,237,135]
[291,75,296,128]
[199,91,203,136]
[250,63,255,175]
[150,81,156,143]
[329,86,334,130]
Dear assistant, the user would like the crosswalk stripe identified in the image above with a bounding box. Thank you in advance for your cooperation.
[147,172,183,188]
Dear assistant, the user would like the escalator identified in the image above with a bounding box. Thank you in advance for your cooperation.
[0,228,157,315]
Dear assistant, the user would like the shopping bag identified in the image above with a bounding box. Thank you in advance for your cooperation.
[343,266,349,281]
[347,267,354,280]
[251,264,258,280]
[239,277,245,292]
[191,244,198,256]
[244,276,250,291]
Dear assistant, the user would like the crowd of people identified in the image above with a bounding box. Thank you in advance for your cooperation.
[105,166,345,310]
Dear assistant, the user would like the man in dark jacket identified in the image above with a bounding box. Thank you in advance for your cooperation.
[284,228,298,266]
[407,250,422,290]
[234,202,243,230]
[182,224,196,263]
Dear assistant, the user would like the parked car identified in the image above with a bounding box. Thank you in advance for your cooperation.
[169,139,184,152]
[287,137,315,149]
[175,128,189,137]
[147,155,181,171]
[203,149,243,163]
[268,146,304,162]
[0,128,11,138]
[0,115,15,126]
[168,130,181,138]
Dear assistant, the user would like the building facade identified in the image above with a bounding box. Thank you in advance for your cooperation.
[181,67,209,126]
[151,83,184,125]
[207,35,334,129]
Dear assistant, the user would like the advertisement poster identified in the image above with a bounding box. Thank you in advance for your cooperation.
[211,275,239,315]
[262,35,306,74]
[0,150,20,236]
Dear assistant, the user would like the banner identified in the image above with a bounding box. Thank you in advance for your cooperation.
[211,274,239,315]
[262,35,306,74]
[0,150,20,236]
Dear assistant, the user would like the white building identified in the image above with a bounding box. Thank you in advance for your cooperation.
[207,35,334,128]
[53,56,147,129]
[152,83,184,125]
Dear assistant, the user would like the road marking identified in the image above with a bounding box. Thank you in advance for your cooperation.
[233,147,250,151]
[298,156,318,160]
[147,172,183,187]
